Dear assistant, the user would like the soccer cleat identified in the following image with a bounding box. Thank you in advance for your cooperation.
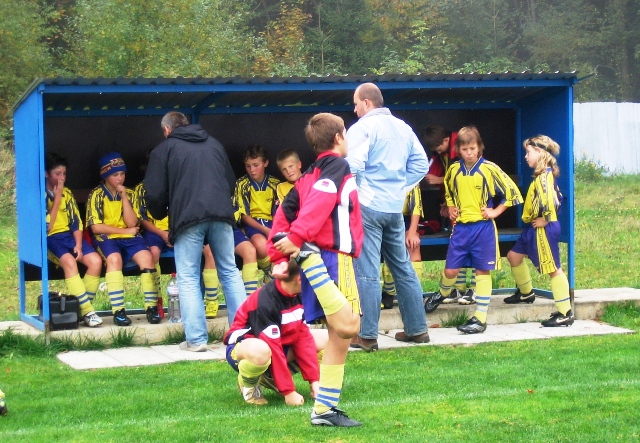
[113,308,131,326]
[238,383,268,405]
[179,341,209,352]
[311,407,362,427]
[424,291,446,313]
[145,306,162,324]
[394,330,430,343]
[381,291,395,309]
[205,300,219,319]
[83,311,103,327]
[541,310,574,327]
[504,289,536,304]
[442,289,462,304]
[349,335,378,352]
[458,289,477,305]
[0,397,6,417]
[259,371,279,393]
[457,316,487,334]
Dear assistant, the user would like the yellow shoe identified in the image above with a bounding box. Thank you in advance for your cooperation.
[205,300,219,319]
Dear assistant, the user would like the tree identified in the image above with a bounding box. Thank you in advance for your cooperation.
[64,0,256,78]
[0,1,59,132]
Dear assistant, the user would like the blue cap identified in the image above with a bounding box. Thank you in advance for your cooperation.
[99,152,127,179]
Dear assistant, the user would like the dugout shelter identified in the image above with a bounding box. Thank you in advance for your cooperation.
[12,73,578,331]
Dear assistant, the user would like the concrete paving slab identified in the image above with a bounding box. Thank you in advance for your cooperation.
[103,347,175,367]
[57,350,124,370]
[151,344,224,362]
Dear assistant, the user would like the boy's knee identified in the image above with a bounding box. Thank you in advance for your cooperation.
[332,314,360,339]
[105,253,123,269]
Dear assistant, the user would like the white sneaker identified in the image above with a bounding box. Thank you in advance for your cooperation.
[83,311,103,327]
[442,289,463,304]
[458,289,477,305]
[179,341,209,352]
[238,383,268,405]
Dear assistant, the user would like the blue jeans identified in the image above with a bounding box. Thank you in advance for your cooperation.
[173,220,246,346]
[354,206,428,339]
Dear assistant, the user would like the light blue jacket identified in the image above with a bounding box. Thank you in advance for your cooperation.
[346,107,429,213]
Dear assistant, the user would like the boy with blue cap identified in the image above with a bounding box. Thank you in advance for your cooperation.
[86,152,161,326]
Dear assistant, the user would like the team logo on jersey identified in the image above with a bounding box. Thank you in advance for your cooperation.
[313,179,337,194]
[263,325,281,339]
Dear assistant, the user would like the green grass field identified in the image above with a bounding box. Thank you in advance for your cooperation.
[0,303,638,442]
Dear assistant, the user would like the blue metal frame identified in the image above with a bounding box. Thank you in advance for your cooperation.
[12,74,578,330]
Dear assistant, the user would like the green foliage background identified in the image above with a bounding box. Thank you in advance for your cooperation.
[1,0,639,136]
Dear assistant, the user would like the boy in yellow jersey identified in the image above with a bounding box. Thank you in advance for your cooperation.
[423,125,477,305]
[381,183,424,309]
[275,149,303,204]
[505,135,573,327]
[86,152,161,326]
[424,126,523,333]
[44,152,103,327]
[234,145,280,279]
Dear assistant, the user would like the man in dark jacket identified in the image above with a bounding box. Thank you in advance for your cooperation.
[145,111,246,352]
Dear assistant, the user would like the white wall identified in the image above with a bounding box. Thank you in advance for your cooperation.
[573,102,640,174]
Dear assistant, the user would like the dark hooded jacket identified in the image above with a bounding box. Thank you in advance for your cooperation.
[144,124,237,243]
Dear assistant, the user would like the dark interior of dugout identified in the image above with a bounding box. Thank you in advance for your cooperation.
[43,107,517,240]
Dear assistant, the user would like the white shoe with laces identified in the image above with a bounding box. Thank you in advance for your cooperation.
[83,311,103,327]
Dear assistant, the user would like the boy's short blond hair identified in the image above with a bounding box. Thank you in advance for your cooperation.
[276,149,300,166]
[455,125,485,156]
[305,113,345,155]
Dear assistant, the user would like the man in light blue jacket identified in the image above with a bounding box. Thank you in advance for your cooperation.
[346,82,431,351]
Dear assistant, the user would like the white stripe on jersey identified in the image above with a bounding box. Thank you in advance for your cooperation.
[228,327,250,344]
[281,307,304,325]
[337,176,357,253]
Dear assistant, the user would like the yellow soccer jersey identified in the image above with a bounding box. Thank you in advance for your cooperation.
[86,184,140,239]
[521,168,562,224]
[444,158,523,224]
[233,174,280,221]
[134,182,169,231]
[276,181,295,204]
[46,187,83,236]
[402,185,424,218]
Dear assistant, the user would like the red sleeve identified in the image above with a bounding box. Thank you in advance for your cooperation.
[259,326,297,396]
[428,156,445,177]
[267,205,292,264]
[289,325,320,383]
[287,177,337,248]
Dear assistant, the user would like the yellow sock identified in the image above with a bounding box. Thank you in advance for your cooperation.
[141,270,158,309]
[473,274,492,323]
[105,271,125,313]
[511,262,533,294]
[154,262,162,290]
[412,261,423,288]
[313,364,345,414]
[550,274,571,315]
[300,254,346,316]
[257,256,271,275]
[439,271,457,297]
[83,274,101,301]
[238,358,271,388]
[455,268,467,291]
[381,263,396,295]
[202,268,220,303]
[66,274,93,316]
[242,262,260,296]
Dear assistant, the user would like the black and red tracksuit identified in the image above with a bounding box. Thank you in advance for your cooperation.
[223,280,319,396]
[267,151,363,264]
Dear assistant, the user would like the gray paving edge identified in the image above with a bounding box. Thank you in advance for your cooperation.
[56,320,634,370]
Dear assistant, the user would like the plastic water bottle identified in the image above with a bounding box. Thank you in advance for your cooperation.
[167,273,181,323]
